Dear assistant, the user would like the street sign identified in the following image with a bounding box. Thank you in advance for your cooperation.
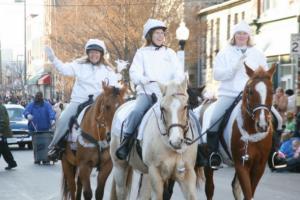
[291,33,300,56]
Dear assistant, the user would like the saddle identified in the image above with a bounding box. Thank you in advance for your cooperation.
[215,93,243,160]
[75,94,94,118]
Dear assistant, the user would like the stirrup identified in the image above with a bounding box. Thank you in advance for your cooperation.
[272,152,287,169]
[48,147,64,161]
[209,152,223,170]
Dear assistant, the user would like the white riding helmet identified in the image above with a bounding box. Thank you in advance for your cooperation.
[143,19,167,39]
[85,39,106,54]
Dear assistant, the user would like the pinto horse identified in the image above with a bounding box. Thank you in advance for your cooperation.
[61,82,127,200]
[200,64,276,200]
[110,78,204,200]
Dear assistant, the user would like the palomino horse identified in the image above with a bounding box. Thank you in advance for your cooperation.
[61,82,127,200]
[200,64,275,200]
[110,78,204,200]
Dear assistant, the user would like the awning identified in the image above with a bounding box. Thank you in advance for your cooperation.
[38,74,51,85]
[27,74,42,85]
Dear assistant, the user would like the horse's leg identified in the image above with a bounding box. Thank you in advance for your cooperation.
[112,163,133,200]
[204,166,214,200]
[177,166,198,200]
[61,157,76,200]
[235,164,252,200]
[95,159,113,200]
[76,176,82,200]
[78,163,93,200]
[249,163,266,196]
[231,172,242,200]
[149,166,164,200]
[163,179,175,200]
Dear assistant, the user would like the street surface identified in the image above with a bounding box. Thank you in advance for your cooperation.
[0,148,299,200]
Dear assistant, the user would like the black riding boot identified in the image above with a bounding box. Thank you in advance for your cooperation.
[207,131,222,170]
[196,144,208,167]
[48,139,66,161]
[115,135,134,160]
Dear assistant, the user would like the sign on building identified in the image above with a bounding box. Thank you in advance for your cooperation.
[291,33,300,56]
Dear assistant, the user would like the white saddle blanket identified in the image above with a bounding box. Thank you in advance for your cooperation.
[111,100,199,141]
[67,105,91,150]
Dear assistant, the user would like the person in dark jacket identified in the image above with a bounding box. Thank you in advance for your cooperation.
[23,92,56,132]
[0,99,17,170]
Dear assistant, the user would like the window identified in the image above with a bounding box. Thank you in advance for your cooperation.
[209,19,214,68]
[241,11,245,20]
[234,13,238,24]
[227,15,231,39]
[263,0,271,11]
[216,18,220,52]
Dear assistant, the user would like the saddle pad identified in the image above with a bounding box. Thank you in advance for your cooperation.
[111,100,136,137]
[111,100,161,138]
[77,105,91,125]
[202,101,241,165]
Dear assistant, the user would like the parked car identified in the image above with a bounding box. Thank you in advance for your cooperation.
[4,104,32,149]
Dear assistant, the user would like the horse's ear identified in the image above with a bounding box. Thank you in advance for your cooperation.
[158,82,167,96]
[181,72,189,92]
[267,63,276,78]
[244,62,254,78]
[102,81,109,93]
[120,83,128,97]
[197,85,206,96]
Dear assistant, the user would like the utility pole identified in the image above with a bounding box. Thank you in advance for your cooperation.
[0,40,2,85]
[24,0,27,85]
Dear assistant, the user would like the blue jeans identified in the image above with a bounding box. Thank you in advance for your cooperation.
[123,94,153,136]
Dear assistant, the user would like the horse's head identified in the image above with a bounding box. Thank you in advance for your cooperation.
[243,63,276,132]
[159,77,189,150]
[187,85,206,109]
[96,81,128,132]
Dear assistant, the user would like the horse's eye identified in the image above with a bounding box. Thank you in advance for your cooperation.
[105,105,111,110]
[184,105,188,110]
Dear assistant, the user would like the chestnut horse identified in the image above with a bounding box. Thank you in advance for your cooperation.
[200,64,275,200]
[61,82,127,200]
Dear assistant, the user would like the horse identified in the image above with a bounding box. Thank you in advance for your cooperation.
[61,82,127,200]
[109,77,204,200]
[199,64,276,200]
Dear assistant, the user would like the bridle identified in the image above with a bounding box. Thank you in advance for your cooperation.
[159,92,192,143]
[245,78,271,120]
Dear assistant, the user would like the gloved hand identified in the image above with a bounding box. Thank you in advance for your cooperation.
[27,114,33,121]
[45,46,56,62]
[140,77,151,85]
[50,120,55,126]
[233,54,247,72]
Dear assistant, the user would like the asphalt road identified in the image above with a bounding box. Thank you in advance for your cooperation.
[0,148,299,200]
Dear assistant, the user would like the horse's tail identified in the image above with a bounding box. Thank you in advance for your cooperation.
[195,166,205,189]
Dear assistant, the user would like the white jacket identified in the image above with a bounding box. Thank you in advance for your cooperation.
[130,46,184,96]
[213,45,268,98]
[52,58,119,103]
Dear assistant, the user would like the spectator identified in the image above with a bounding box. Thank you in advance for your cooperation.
[273,87,288,123]
[0,98,17,170]
[277,138,300,172]
[23,92,56,132]
[53,101,64,121]
[285,89,296,114]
